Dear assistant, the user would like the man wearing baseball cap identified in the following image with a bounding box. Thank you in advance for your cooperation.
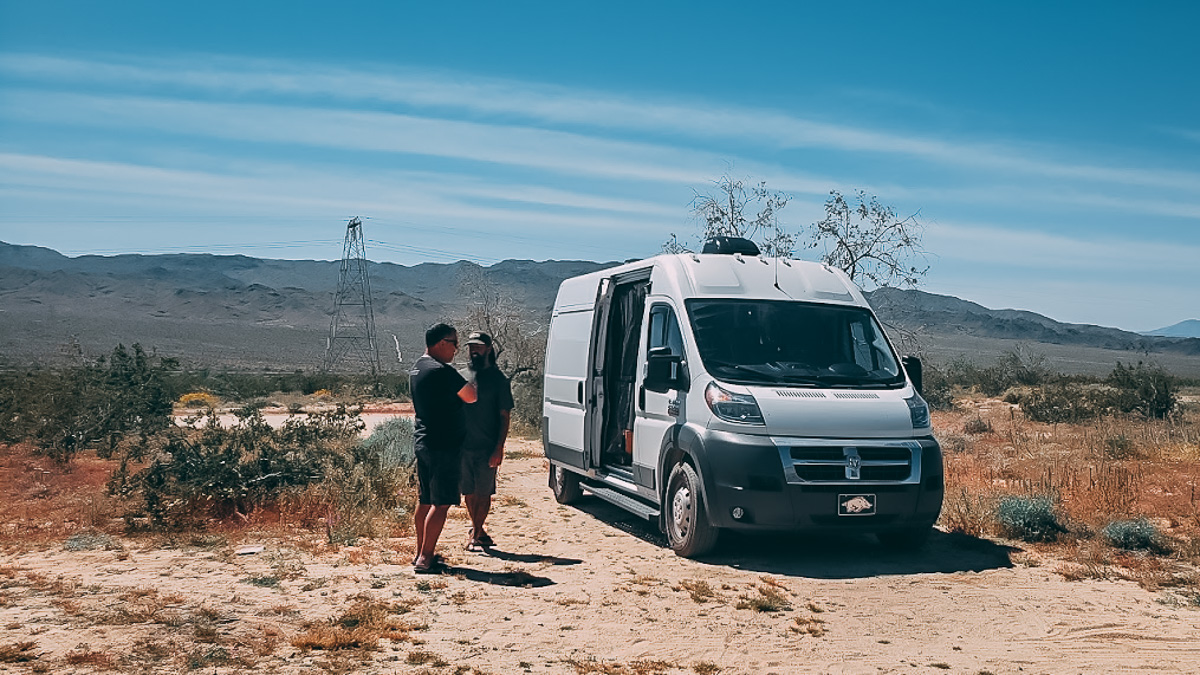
[460,331,514,551]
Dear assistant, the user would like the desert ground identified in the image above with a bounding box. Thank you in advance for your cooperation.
[2,433,1199,675]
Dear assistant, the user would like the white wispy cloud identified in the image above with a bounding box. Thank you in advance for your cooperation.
[925,220,1200,277]
[4,53,1200,192]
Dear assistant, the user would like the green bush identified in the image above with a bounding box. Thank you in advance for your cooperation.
[361,416,416,469]
[1106,362,1176,419]
[509,371,544,437]
[995,495,1067,542]
[919,362,954,410]
[0,344,175,463]
[1008,383,1114,423]
[1102,518,1170,553]
[118,406,365,528]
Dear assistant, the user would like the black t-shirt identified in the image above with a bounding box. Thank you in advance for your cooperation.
[462,366,515,456]
[409,354,467,453]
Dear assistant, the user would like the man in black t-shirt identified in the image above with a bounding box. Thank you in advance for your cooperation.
[409,322,477,573]
[459,331,514,551]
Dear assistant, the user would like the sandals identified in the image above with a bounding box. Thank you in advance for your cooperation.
[412,553,445,566]
[413,559,446,574]
[475,532,495,547]
[465,540,486,553]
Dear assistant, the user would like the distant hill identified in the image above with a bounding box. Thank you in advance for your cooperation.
[1143,319,1200,339]
[2,241,1198,375]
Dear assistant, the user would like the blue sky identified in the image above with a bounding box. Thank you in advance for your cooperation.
[1,1,1197,332]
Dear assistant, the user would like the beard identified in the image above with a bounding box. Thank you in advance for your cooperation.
[469,354,490,371]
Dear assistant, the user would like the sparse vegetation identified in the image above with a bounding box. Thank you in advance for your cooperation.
[995,495,1066,543]
[1103,518,1170,553]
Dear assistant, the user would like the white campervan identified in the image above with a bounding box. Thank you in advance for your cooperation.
[542,237,943,557]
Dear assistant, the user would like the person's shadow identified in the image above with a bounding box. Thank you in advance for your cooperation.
[571,494,1018,578]
[438,564,556,587]
[482,548,582,566]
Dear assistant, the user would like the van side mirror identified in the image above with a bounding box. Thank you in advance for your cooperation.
[901,355,923,395]
[646,347,687,393]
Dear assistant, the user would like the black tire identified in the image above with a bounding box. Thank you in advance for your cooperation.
[877,526,933,550]
[550,464,583,505]
[664,462,719,557]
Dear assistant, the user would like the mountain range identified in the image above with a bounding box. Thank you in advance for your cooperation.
[1143,319,1200,339]
[2,241,1198,376]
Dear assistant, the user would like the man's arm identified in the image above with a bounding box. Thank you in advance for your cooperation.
[458,380,478,404]
[489,409,511,468]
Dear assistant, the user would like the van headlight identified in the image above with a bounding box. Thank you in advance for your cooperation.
[906,393,931,429]
[704,382,765,425]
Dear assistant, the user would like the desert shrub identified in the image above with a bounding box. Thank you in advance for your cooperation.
[940,488,994,536]
[1100,433,1139,460]
[178,392,219,409]
[995,495,1067,542]
[962,415,992,434]
[1103,518,1170,553]
[0,344,175,463]
[1106,362,1177,419]
[361,417,416,468]
[919,362,954,410]
[509,371,544,437]
[1007,362,1178,424]
[118,406,365,528]
[1009,383,1113,423]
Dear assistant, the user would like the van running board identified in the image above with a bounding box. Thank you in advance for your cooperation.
[584,483,660,521]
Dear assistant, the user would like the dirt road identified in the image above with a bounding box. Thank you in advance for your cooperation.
[2,439,1198,674]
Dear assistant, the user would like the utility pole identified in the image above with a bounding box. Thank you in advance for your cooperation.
[322,217,381,376]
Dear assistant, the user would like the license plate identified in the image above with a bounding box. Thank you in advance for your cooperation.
[838,494,876,516]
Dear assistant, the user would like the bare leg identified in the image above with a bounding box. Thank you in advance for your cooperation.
[414,503,431,562]
[416,505,451,565]
[475,494,492,541]
[463,495,477,540]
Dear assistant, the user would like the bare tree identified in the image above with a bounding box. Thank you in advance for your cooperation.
[665,174,795,256]
[810,190,929,290]
[455,265,546,379]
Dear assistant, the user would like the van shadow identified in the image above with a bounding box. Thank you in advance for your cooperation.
[572,495,1017,579]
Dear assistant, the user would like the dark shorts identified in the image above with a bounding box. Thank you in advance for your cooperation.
[459,451,497,496]
[415,447,461,506]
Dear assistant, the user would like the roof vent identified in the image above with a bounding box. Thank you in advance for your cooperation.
[701,236,760,256]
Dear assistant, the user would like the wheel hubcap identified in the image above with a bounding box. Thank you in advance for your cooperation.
[672,486,691,534]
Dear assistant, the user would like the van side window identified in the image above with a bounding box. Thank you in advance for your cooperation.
[648,305,684,356]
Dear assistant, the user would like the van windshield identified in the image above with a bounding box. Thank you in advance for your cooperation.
[685,299,905,388]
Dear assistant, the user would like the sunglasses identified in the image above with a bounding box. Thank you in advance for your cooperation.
[441,337,459,346]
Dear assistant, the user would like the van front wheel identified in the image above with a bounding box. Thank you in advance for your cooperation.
[664,462,719,557]
[550,465,583,505]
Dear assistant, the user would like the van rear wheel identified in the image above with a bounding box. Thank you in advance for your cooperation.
[664,462,719,557]
[550,465,583,505]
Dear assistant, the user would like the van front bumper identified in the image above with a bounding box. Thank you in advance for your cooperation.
[695,430,943,532]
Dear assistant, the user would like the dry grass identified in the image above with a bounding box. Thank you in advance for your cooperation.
[735,582,792,612]
[936,395,1200,591]
[291,594,426,652]
[567,658,680,675]
[790,615,827,637]
[0,641,38,663]
[64,646,117,669]
[673,579,717,603]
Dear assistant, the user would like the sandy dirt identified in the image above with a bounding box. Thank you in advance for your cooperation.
[2,438,1199,674]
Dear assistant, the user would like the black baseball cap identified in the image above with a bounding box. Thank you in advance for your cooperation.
[465,331,493,346]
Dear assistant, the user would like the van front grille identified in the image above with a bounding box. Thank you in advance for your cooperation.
[782,443,917,484]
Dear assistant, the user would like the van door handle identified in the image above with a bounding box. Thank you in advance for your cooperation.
[577,382,584,404]
[638,385,646,411]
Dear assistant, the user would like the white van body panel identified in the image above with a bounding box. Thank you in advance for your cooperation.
[543,250,942,551]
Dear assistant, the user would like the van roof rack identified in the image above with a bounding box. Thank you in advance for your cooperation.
[701,236,760,256]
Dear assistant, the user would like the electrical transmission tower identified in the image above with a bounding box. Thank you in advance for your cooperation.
[322,217,381,375]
